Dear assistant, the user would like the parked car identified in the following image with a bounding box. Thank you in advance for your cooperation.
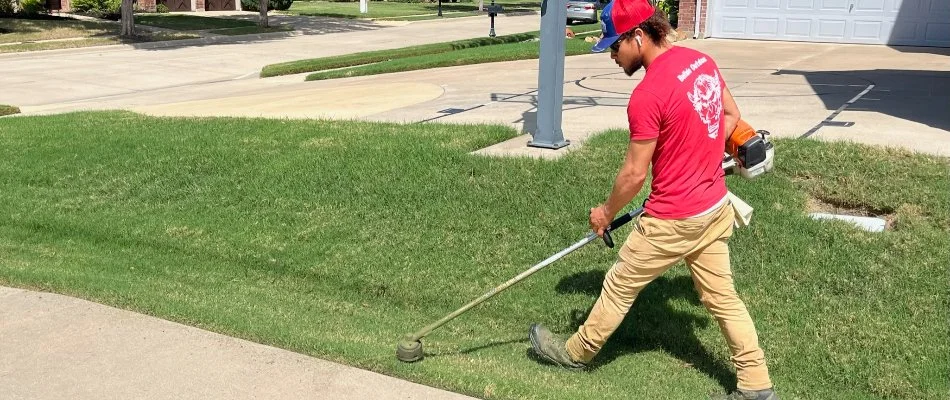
[566,0,605,24]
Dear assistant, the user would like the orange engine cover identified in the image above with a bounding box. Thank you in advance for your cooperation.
[726,120,768,167]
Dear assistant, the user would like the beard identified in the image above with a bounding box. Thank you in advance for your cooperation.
[624,59,644,76]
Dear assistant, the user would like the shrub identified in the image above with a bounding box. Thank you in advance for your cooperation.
[241,0,293,11]
[19,0,47,15]
[0,105,20,117]
[71,0,107,12]
[656,0,678,27]
[156,3,169,12]
[272,0,293,10]
[72,0,121,19]
[106,0,121,13]
[0,0,15,16]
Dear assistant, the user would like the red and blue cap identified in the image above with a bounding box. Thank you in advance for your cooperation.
[591,0,656,53]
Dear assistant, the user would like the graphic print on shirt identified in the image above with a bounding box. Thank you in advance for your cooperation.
[687,71,723,139]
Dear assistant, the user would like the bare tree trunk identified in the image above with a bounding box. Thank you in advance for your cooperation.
[120,0,135,37]
[258,0,268,27]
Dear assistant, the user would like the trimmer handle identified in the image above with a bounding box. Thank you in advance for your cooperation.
[601,208,643,248]
[602,230,616,248]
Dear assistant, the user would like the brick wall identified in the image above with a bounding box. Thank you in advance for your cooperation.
[196,0,204,10]
[138,0,156,11]
[677,0,709,38]
[58,0,158,12]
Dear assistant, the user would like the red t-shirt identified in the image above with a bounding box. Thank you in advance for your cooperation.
[627,46,728,219]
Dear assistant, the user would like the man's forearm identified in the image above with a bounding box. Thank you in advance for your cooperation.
[722,86,741,138]
[723,114,739,140]
[603,170,646,218]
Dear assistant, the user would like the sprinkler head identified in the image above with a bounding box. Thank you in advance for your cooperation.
[396,335,423,363]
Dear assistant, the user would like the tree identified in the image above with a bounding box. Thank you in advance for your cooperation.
[120,0,135,37]
[258,0,268,27]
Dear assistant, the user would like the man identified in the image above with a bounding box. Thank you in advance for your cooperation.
[527,1,779,399]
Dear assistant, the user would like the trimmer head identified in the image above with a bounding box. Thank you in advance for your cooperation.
[396,336,423,363]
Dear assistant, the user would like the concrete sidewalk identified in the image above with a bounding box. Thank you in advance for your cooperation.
[0,286,476,400]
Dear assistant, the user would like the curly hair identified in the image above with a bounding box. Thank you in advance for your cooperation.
[619,8,673,46]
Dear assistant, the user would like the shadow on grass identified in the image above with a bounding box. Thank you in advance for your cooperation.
[0,16,213,49]
[197,13,382,36]
[556,272,735,390]
[0,13,383,51]
[0,16,114,36]
[122,17,384,50]
[459,337,528,354]
[419,338,528,359]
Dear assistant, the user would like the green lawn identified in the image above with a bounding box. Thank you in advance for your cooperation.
[136,14,256,30]
[261,32,538,77]
[0,112,946,399]
[0,17,200,53]
[306,30,602,80]
[0,17,115,44]
[283,0,538,20]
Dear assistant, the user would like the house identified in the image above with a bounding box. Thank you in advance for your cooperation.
[149,0,241,12]
[677,0,950,48]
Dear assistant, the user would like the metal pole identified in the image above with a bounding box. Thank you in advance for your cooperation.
[488,0,496,37]
[407,233,598,342]
[530,0,569,149]
[438,0,442,17]
[405,207,643,342]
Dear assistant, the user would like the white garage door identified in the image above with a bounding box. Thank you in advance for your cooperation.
[709,0,950,47]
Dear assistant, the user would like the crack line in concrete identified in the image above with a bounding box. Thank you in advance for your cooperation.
[800,84,875,139]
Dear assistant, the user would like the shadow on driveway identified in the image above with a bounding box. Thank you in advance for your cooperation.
[776,67,950,133]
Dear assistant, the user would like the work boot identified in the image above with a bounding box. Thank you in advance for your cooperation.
[528,324,587,370]
[711,388,780,400]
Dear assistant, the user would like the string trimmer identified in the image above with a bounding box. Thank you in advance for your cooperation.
[396,207,644,363]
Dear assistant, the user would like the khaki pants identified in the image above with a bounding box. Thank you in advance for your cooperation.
[565,202,772,391]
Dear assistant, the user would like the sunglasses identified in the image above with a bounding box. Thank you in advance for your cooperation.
[609,36,627,53]
[610,34,630,53]
[609,33,640,53]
